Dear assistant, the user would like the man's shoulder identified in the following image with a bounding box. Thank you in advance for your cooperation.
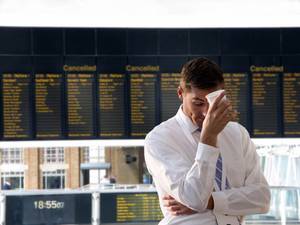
[225,121,242,130]
[146,116,179,142]
[223,121,251,141]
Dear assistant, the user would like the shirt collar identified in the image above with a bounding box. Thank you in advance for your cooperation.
[177,105,200,134]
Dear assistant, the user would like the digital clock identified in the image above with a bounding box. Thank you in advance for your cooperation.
[33,200,64,209]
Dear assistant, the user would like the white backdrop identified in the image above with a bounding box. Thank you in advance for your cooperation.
[0,0,300,27]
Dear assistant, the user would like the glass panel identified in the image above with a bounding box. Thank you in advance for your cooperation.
[246,187,300,224]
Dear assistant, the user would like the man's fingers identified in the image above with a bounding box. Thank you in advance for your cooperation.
[214,101,231,118]
[169,207,185,215]
[163,195,197,216]
[162,195,174,200]
[170,207,197,215]
[168,205,181,211]
[163,199,178,207]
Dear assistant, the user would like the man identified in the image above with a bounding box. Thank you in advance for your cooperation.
[144,58,270,225]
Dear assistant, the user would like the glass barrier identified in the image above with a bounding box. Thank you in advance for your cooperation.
[246,187,300,225]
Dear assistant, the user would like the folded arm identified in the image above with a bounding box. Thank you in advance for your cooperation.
[145,135,219,212]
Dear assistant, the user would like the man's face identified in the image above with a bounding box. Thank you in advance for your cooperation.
[177,84,223,128]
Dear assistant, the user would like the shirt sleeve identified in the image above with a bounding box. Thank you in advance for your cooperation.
[144,131,220,212]
[212,125,271,216]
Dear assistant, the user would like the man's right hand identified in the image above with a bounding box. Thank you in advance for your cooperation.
[163,195,214,215]
[200,91,236,147]
[163,195,197,216]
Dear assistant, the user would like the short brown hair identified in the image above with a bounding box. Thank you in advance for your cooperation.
[180,57,224,90]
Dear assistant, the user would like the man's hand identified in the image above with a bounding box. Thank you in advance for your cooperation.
[200,91,237,147]
[163,195,197,216]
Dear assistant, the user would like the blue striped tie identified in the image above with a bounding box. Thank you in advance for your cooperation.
[215,155,230,190]
[194,128,230,190]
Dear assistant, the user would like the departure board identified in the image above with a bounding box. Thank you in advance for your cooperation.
[67,73,95,138]
[282,56,300,136]
[130,73,158,137]
[251,66,282,137]
[283,73,300,136]
[100,192,163,223]
[2,27,300,139]
[35,73,63,138]
[128,57,158,137]
[160,73,181,121]
[2,73,31,139]
[98,73,126,137]
[159,57,186,122]
[223,73,249,128]
[221,56,250,131]
[6,194,91,225]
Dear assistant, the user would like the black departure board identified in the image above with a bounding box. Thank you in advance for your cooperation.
[283,73,300,136]
[1,27,300,140]
[98,73,126,137]
[224,73,249,128]
[130,73,158,137]
[128,57,159,137]
[160,73,181,121]
[35,73,63,138]
[67,73,95,138]
[159,57,186,122]
[282,56,300,136]
[222,56,250,130]
[100,192,163,223]
[6,194,91,225]
[2,73,32,139]
[251,65,282,137]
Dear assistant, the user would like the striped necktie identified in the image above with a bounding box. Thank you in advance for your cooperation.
[215,154,230,190]
[193,128,230,190]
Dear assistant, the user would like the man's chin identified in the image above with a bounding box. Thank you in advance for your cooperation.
[193,120,203,129]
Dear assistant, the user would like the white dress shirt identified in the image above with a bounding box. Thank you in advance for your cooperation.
[144,106,270,225]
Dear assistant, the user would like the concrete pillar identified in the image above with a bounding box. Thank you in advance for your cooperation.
[65,147,80,189]
[24,148,40,189]
[105,147,143,184]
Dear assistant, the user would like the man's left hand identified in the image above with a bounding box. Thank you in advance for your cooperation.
[163,195,197,216]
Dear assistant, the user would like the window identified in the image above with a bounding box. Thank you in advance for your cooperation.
[43,147,64,164]
[82,147,90,163]
[0,148,25,190]
[43,169,65,189]
[1,171,24,190]
[41,147,65,189]
[0,148,23,164]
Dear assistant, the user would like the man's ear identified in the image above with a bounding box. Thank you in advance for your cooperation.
[177,86,183,101]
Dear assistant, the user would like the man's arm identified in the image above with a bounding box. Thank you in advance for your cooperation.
[212,126,271,216]
[145,92,232,212]
[145,135,219,212]
[163,126,270,217]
